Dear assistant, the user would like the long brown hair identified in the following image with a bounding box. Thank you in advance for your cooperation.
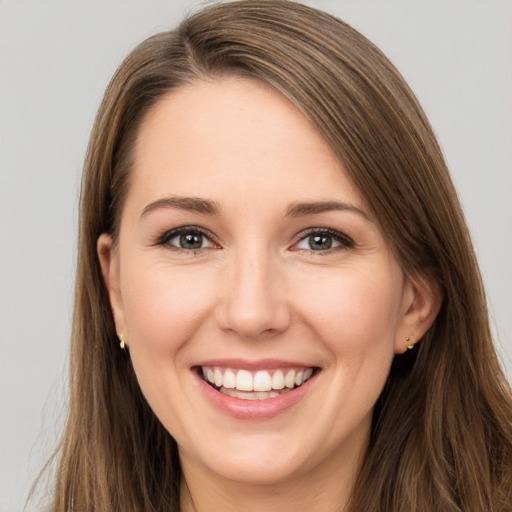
[49,1,512,510]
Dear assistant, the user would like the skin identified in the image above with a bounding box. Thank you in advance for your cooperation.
[98,77,440,512]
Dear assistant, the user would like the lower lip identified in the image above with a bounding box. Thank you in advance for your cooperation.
[196,371,317,420]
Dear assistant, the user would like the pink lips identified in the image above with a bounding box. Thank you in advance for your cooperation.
[195,358,309,370]
[193,359,317,420]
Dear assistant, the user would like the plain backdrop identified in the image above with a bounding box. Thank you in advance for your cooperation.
[1,1,511,510]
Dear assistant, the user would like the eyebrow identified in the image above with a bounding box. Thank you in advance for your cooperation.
[285,200,371,221]
[140,196,370,221]
[141,196,220,218]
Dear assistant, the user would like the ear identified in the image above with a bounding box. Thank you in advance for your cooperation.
[394,273,442,354]
[97,233,127,342]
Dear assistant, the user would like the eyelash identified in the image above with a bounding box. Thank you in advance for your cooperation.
[155,226,219,253]
[292,228,355,253]
[154,226,355,253]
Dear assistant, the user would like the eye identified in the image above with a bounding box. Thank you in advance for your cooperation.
[156,227,217,251]
[294,228,354,252]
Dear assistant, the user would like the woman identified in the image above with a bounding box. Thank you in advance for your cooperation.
[49,1,512,510]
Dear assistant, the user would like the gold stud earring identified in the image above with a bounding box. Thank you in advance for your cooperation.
[406,336,414,350]
[119,334,126,350]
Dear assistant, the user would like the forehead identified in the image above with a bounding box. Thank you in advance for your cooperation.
[127,77,364,213]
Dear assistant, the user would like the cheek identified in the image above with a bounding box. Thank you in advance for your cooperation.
[119,263,216,429]
[121,262,216,356]
[293,264,403,354]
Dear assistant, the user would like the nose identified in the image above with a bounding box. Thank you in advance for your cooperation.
[215,248,291,339]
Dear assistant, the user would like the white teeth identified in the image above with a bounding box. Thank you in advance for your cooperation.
[201,366,314,393]
[214,368,223,387]
[221,388,289,400]
[284,370,296,389]
[253,370,272,391]
[271,370,285,390]
[236,369,253,391]
[223,368,236,389]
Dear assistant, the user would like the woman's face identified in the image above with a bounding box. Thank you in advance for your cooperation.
[99,77,436,487]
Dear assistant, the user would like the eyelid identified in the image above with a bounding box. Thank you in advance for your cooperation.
[154,225,353,252]
[291,227,355,251]
[154,225,220,249]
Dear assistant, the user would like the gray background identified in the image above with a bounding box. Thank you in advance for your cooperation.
[1,1,511,510]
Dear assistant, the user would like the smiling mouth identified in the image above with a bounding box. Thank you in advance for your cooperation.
[198,366,317,400]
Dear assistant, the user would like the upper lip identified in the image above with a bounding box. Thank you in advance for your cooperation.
[193,358,316,371]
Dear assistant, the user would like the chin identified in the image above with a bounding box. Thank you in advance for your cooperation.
[198,450,312,486]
